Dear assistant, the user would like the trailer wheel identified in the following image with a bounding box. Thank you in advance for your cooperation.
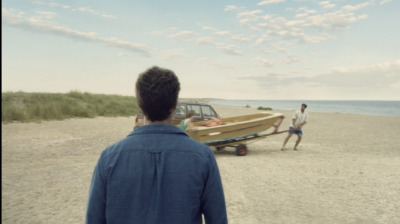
[216,146,225,151]
[235,144,248,156]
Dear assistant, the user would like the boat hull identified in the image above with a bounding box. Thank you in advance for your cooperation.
[186,112,284,144]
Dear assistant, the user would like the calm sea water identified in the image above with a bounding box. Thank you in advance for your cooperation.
[210,100,400,117]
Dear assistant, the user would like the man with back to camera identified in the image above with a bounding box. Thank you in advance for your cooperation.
[85,66,228,224]
[281,103,308,151]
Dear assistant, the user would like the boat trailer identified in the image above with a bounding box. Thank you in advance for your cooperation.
[204,116,289,156]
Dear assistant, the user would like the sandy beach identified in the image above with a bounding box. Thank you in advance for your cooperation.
[2,104,400,224]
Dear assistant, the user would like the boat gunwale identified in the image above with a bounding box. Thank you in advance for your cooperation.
[190,112,283,131]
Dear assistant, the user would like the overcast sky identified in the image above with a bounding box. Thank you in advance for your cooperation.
[2,0,400,100]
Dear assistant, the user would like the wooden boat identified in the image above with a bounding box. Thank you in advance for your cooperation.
[186,112,284,144]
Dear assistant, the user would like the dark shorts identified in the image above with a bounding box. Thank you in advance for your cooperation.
[289,126,303,135]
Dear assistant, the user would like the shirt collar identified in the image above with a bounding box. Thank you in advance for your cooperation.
[129,124,188,137]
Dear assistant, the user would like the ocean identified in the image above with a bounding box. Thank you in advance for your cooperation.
[209,100,400,117]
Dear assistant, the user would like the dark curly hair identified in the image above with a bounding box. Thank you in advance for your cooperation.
[135,66,180,122]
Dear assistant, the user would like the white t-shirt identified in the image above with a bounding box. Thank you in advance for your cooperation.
[184,118,192,126]
[292,110,308,128]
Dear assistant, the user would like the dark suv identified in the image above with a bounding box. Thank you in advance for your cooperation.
[134,102,220,128]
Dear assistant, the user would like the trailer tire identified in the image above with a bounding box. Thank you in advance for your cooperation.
[236,144,247,156]
[216,146,225,151]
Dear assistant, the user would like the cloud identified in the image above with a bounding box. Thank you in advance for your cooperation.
[215,43,241,55]
[253,51,300,67]
[312,60,400,88]
[231,35,250,43]
[254,57,275,67]
[33,1,116,19]
[35,11,57,20]
[33,1,70,9]
[232,1,373,50]
[271,42,289,52]
[239,59,400,89]
[201,26,217,31]
[195,36,214,45]
[258,0,285,6]
[161,49,187,60]
[237,72,286,88]
[285,19,306,27]
[2,8,150,57]
[77,7,116,19]
[299,5,369,30]
[101,14,116,19]
[332,59,400,73]
[342,2,372,12]
[215,30,231,36]
[320,4,368,26]
[167,30,197,39]
[2,8,25,24]
[319,1,336,9]
[295,7,317,18]
[201,25,249,43]
[237,10,264,26]
[102,37,149,56]
[284,54,301,64]
[255,14,330,44]
[224,5,240,11]
[237,10,264,18]
[165,26,243,56]
[380,0,392,6]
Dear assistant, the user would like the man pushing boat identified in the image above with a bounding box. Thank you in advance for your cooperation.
[281,103,308,151]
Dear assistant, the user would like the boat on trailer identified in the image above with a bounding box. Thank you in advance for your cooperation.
[186,112,287,156]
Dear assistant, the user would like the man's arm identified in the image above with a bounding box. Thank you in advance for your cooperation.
[298,120,307,129]
[85,156,107,224]
[291,111,298,128]
[292,118,296,128]
[298,113,308,128]
[201,151,228,224]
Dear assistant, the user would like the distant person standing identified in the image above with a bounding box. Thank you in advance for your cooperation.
[281,103,308,151]
[86,66,228,224]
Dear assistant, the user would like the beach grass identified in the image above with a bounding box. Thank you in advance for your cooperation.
[2,91,140,123]
[257,106,272,110]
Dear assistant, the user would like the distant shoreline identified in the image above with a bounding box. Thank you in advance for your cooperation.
[179,98,219,103]
[207,99,400,117]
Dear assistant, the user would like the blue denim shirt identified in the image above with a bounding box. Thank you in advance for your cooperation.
[86,124,227,224]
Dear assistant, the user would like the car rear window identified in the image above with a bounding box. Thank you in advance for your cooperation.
[186,104,202,117]
[202,105,216,119]
[174,104,186,116]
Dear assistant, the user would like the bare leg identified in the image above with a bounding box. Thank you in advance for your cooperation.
[293,135,302,150]
[281,133,293,150]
